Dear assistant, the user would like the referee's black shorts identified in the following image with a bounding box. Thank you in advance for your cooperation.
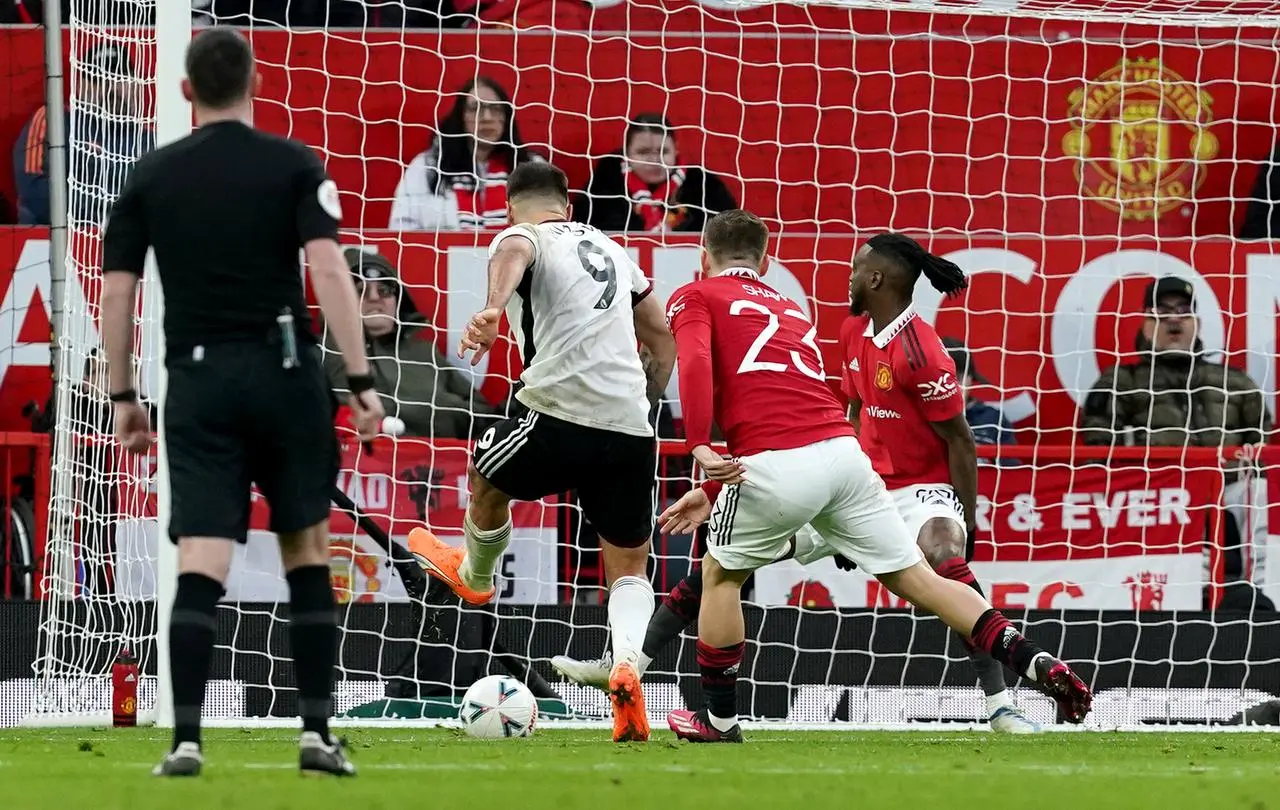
[164,341,339,543]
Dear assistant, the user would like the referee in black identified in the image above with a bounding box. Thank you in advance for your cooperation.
[100,29,383,778]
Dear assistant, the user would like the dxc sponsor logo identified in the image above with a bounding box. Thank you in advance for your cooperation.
[917,372,957,402]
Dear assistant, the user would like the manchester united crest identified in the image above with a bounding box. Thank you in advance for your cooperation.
[1061,57,1217,221]
[874,361,893,391]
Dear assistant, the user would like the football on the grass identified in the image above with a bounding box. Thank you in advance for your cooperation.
[459,675,538,738]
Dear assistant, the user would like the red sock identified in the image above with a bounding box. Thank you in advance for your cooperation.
[936,557,984,653]
[663,570,704,624]
[696,639,743,719]
[970,609,1044,677]
[935,557,982,593]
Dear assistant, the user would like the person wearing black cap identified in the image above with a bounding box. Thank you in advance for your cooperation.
[99,29,383,777]
[1081,275,1274,611]
[12,42,153,226]
[323,247,501,438]
[941,337,1016,447]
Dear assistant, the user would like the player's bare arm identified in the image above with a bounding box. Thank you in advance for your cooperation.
[633,293,676,405]
[930,412,979,533]
[307,237,383,440]
[100,270,152,454]
[459,235,534,364]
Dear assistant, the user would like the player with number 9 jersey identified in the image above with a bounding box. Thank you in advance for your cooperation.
[408,162,677,744]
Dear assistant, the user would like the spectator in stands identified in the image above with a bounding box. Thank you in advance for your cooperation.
[942,337,1015,447]
[574,113,737,233]
[323,247,501,438]
[448,0,589,29]
[389,76,539,231]
[1240,141,1280,239]
[12,43,153,227]
[1080,276,1274,610]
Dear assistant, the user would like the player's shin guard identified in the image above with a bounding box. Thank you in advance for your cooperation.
[641,570,704,668]
[286,565,338,740]
[609,575,655,668]
[168,573,224,750]
[458,511,512,591]
[970,608,1048,681]
[696,639,744,731]
[936,558,1011,706]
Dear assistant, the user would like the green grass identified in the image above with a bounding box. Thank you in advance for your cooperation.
[3,728,1280,810]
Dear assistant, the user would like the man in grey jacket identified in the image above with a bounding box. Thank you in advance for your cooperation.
[324,247,501,439]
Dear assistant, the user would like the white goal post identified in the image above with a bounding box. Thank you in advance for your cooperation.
[18,0,1280,730]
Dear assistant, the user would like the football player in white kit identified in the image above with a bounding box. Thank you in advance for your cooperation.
[409,161,675,743]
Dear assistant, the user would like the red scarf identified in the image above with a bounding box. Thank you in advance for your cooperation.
[451,154,513,229]
[626,166,686,232]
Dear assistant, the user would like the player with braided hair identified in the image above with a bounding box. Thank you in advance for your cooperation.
[554,231,1079,735]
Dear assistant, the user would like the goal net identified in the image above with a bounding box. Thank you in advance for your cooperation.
[23,0,1280,729]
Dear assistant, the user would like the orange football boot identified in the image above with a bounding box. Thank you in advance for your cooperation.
[406,527,496,606]
[608,660,650,742]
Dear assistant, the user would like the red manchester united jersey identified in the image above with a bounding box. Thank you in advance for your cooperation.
[840,307,962,489]
[668,269,855,457]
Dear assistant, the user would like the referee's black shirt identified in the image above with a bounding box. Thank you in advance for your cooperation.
[102,120,341,355]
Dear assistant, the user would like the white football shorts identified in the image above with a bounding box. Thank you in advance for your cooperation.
[705,435,922,575]
[791,483,966,566]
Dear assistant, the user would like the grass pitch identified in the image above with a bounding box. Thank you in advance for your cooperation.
[2,728,1279,810]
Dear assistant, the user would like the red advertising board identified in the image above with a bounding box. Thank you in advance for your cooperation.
[2,227,1280,440]
[100,435,1229,609]
[1,23,1277,236]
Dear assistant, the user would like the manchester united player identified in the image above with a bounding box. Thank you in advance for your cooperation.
[656,210,1089,742]
[836,233,1040,728]
[553,233,1041,732]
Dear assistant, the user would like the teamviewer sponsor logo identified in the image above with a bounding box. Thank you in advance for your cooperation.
[917,372,958,401]
[865,405,901,419]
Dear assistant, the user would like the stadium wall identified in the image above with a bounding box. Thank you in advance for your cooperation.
[2,600,1277,728]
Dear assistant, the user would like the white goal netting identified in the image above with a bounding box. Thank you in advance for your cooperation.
[19,0,1280,729]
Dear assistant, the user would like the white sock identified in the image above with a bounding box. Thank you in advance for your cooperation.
[637,652,653,678]
[985,690,1014,716]
[708,712,738,732]
[1026,651,1052,682]
[608,575,655,669]
[457,511,511,591]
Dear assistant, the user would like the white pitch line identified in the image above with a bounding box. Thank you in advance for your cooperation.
[2,760,1268,779]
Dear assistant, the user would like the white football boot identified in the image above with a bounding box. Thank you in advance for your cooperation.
[989,704,1042,734]
[551,652,614,691]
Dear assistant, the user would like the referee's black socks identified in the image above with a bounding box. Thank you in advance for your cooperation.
[286,565,338,741]
[169,572,224,751]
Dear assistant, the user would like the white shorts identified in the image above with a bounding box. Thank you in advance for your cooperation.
[791,483,966,566]
[706,436,921,575]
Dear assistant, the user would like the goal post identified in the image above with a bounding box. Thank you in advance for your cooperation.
[148,0,193,731]
[26,0,188,728]
[21,0,1280,729]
